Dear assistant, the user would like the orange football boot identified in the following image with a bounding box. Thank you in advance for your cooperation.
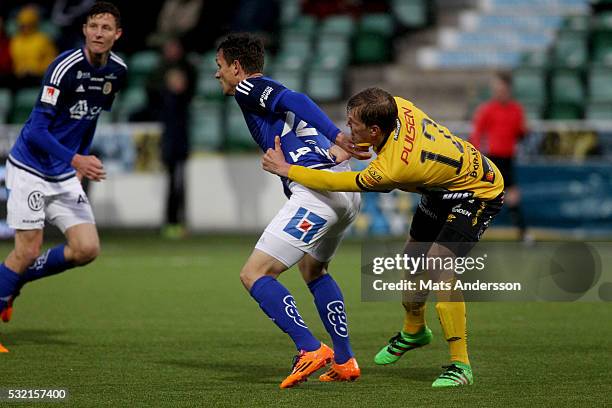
[0,342,8,353]
[319,357,361,382]
[1,296,14,323]
[280,343,334,389]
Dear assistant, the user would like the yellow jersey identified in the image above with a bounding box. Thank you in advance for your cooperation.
[10,32,57,78]
[288,97,504,200]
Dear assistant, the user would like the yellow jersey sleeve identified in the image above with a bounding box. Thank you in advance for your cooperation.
[288,157,397,193]
[355,158,395,192]
[287,166,362,192]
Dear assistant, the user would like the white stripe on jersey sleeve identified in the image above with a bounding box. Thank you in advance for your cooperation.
[50,50,81,85]
[235,86,249,95]
[54,57,84,86]
[242,79,254,88]
[110,52,127,69]
[236,83,251,94]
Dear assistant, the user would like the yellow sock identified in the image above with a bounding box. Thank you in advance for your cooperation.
[402,301,426,335]
[435,301,469,365]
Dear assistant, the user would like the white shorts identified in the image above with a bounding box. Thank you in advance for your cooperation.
[255,163,361,267]
[6,161,95,232]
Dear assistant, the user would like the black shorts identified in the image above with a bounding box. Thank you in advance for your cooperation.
[409,192,504,256]
[489,156,515,188]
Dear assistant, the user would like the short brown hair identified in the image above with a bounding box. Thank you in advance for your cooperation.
[347,87,398,136]
[87,1,121,28]
[495,71,512,87]
[217,33,264,75]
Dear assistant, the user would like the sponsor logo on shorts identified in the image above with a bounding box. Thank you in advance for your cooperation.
[326,301,348,337]
[472,202,487,227]
[442,192,473,200]
[283,207,326,244]
[419,202,438,220]
[451,204,472,218]
[27,191,44,211]
[21,218,45,224]
[283,295,308,328]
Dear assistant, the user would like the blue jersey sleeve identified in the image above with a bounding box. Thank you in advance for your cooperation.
[22,52,79,163]
[34,55,73,114]
[21,110,76,164]
[274,90,341,143]
[234,77,289,114]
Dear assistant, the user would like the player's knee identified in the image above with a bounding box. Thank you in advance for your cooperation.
[298,255,328,283]
[15,245,42,266]
[302,268,326,284]
[240,264,276,290]
[71,241,100,265]
[239,266,261,289]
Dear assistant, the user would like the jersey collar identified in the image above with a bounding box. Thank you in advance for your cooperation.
[374,118,400,153]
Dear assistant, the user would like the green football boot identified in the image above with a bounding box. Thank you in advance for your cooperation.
[431,362,474,388]
[374,326,433,365]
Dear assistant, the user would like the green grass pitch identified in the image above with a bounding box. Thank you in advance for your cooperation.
[0,233,610,407]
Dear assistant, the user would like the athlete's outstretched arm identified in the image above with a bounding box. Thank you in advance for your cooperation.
[263,136,361,192]
[275,91,340,142]
[275,91,371,160]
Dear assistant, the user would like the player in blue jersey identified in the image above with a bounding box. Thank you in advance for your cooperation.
[215,33,368,388]
[0,2,126,347]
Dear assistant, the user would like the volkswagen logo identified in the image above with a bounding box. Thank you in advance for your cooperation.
[27,191,44,211]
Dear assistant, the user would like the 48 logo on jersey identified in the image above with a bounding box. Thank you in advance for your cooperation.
[69,100,103,120]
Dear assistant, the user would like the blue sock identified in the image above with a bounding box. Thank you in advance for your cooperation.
[17,245,73,293]
[250,276,320,352]
[0,263,20,308]
[308,274,353,364]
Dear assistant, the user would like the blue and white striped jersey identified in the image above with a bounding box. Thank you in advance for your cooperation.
[234,76,338,172]
[9,48,127,181]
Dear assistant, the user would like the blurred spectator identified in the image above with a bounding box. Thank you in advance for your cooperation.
[132,37,196,122]
[0,16,13,89]
[230,0,279,37]
[9,5,57,88]
[148,0,234,53]
[148,0,203,48]
[110,0,163,54]
[303,0,354,17]
[470,72,531,242]
[51,0,95,50]
[155,38,196,239]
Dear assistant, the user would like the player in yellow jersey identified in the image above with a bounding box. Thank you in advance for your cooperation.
[262,87,505,388]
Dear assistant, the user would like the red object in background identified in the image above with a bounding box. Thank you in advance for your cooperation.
[470,99,526,158]
[302,0,388,18]
[0,28,12,75]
